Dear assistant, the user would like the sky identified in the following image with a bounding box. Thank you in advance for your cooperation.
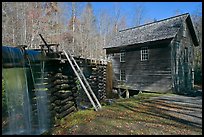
[90,2,202,28]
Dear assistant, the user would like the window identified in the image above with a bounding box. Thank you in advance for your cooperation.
[141,47,149,61]
[120,50,126,62]
[183,23,187,37]
[184,47,188,62]
[120,69,126,81]
[175,41,180,47]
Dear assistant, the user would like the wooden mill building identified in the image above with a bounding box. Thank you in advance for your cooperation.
[104,13,199,93]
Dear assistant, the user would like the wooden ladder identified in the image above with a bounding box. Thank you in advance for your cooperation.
[62,50,102,111]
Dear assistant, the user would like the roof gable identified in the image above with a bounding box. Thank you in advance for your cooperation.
[185,15,199,46]
[105,13,199,49]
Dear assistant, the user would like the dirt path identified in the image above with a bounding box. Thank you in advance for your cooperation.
[147,94,202,129]
[51,93,202,135]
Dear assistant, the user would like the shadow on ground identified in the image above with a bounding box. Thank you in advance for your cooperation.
[118,93,202,129]
[52,92,202,135]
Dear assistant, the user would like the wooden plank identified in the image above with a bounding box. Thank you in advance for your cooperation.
[63,50,101,111]
[110,44,172,91]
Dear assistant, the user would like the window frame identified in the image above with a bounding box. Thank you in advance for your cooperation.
[120,69,126,81]
[120,50,126,62]
[183,23,187,37]
[141,47,149,61]
[184,47,188,63]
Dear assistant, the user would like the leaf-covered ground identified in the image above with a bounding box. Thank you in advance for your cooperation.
[49,92,202,135]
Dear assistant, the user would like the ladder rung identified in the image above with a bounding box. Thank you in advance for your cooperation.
[62,50,102,111]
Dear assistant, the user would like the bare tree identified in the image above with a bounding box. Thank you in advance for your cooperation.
[192,5,202,65]
[77,2,97,58]
[143,18,155,24]
[98,9,113,59]
[2,2,10,45]
[132,3,145,27]
[63,2,84,55]
[112,2,121,33]
[192,5,202,84]
[1,2,143,60]
[118,16,127,30]
[174,9,181,15]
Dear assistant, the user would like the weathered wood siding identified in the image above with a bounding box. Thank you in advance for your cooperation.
[171,21,195,93]
[106,14,197,94]
[108,43,172,92]
[106,61,113,97]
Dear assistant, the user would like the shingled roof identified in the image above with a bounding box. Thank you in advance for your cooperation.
[105,13,199,49]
